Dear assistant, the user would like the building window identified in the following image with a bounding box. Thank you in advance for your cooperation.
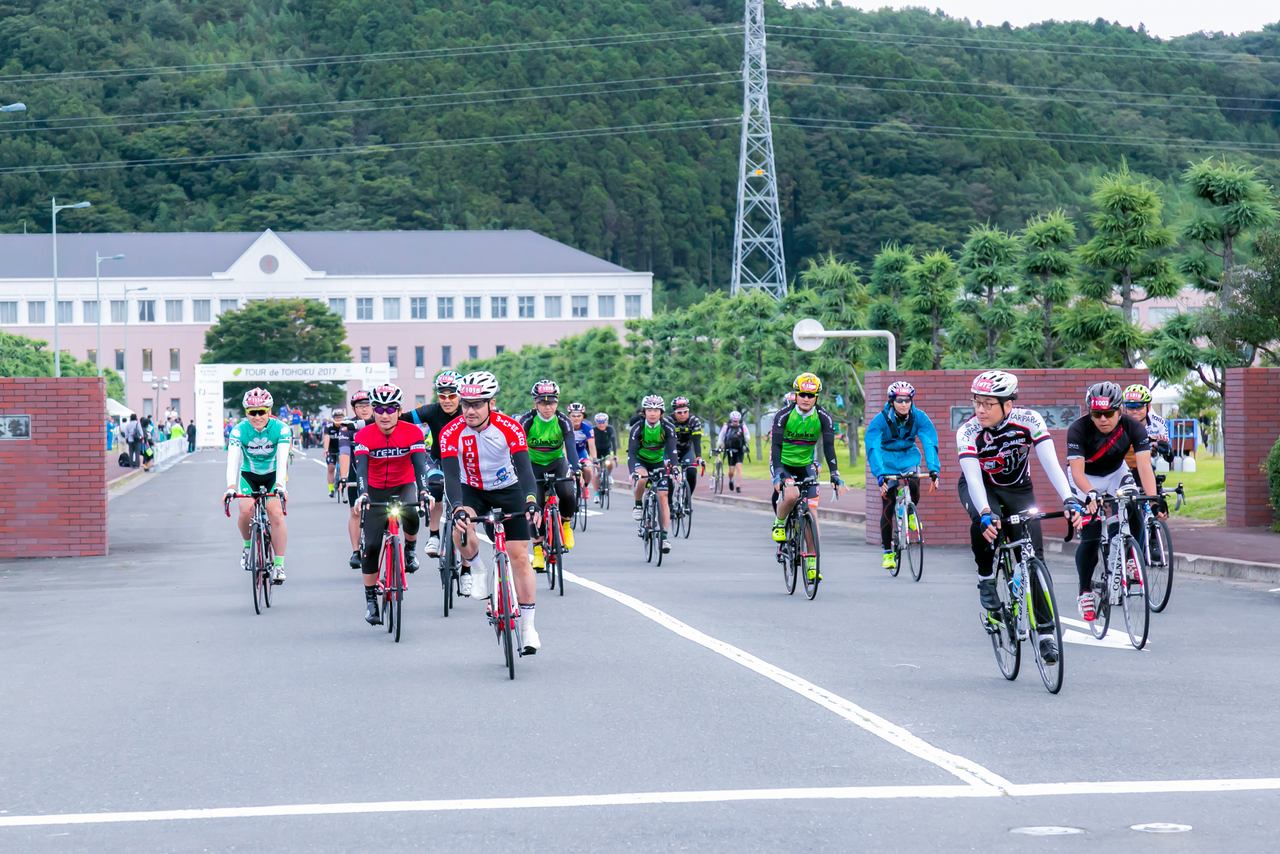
[387,346,398,368]
[414,346,425,368]
[110,300,127,323]
[220,298,238,315]
[625,294,642,318]
[415,395,427,406]
[464,297,481,319]
[491,296,508,319]
[359,346,370,364]
[468,345,478,360]
[383,297,401,321]
[82,300,99,324]
[496,345,505,355]
[356,298,373,321]
[169,398,181,415]
[1147,306,1179,324]
[328,298,346,319]
[598,295,616,318]
[544,295,562,319]
[518,296,536,319]
[28,301,46,324]
[142,348,153,372]
[87,348,97,367]
[138,300,156,322]
[437,297,454,319]
[170,348,180,372]
[0,301,16,323]
[57,301,74,323]
[572,295,589,318]
[114,349,124,370]
[441,345,452,367]
[165,299,183,322]
[193,299,211,322]
[143,398,153,418]
[410,297,429,320]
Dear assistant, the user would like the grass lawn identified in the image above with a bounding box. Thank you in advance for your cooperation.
[732,438,866,484]
[1164,455,1225,524]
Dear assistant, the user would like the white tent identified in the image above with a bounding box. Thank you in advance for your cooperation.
[106,398,134,418]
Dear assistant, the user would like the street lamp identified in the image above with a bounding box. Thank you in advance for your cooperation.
[151,378,169,423]
[122,285,149,404]
[51,197,92,378]
[94,253,125,377]
[1,103,26,113]
[792,317,898,371]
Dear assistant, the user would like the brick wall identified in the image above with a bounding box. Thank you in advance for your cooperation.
[1224,368,1280,528]
[0,378,107,558]
[863,369,1147,546]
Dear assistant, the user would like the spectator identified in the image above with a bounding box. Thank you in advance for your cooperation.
[186,419,197,453]
[123,414,143,467]
[169,420,185,444]
[105,416,115,452]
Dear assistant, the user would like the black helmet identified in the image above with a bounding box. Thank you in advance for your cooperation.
[1085,381,1123,412]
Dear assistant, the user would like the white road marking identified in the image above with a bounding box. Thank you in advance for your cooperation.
[1010,826,1084,836]
[1058,617,1147,651]
[1131,822,1192,833]
[2,779,1278,829]
[564,571,1011,792]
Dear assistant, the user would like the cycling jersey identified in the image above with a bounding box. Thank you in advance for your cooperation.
[719,422,748,451]
[865,402,941,480]
[956,408,1073,513]
[1066,414,1149,477]
[518,410,578,469]
[438,412,536,497]
[405,401,463,463]
[1124,411,1169,468]
[769,404,838,473]
[628,418,677,468]
[322,422,343,457]
[571,420,594,459]
[353,421,428,491]
[593,424,618,457]
[226,417,291,491]
[672,414,703,458]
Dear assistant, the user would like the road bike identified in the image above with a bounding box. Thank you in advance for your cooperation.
[984,508,1071,694]
[776,475,837,600]
[536,471,575,597]
[457,508,525,680]
[594,456,613,509]
[1086,487,1155,650]
[224,485,286,615]
[571,470,589,532]
[360,497,425,643]
[669,461,703,539]
[636,466,669,566]
[437,494,461,618]
[1144,473,1183,613]
[884,471,925,582]
[711,448,725,495]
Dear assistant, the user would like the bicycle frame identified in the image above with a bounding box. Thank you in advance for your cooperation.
[457,507,525,678]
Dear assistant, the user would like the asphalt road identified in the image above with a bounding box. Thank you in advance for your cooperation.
[2,451,1279,852]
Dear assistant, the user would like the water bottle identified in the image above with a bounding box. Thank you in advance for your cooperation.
[1010,569,1023,599]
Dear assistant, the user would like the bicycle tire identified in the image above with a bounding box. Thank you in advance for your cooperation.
[250,524,263,615]
[261,524,273,608]
[1120,534,1150,650]
[383,539,395,636]
[670,481,684,538]
[1146,517,1174,613]
[550,511,566,598]
[440,535,454,618]
[905,502,924,582]
[1090,553,1112,641]
[497,559,515,680]
[643,496,656,564]
[1028,557,1064,694]
[682,486,693,539]
[800,510,821,600]
[602,479,611,510]
[989,558,1020,681]
[889,509,903,578]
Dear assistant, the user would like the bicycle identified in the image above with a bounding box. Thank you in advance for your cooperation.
[776,475,838,600]
[360,497,425,643]
[224,485,286,615]
[571,470,589,533]
[884,472,925,582]
[984,509,1071,695]
[711,448,725,495]
[1086,487,1154,650]
[456,507,525,680]
[437,493,461,618]
[536,471,575,597]
[594,456,613,509]
[635,466,669,566]
[669,467,688,538]
[1144,473,1184,614]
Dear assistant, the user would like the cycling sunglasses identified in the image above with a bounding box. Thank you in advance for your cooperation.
[1123,402,1146,409]
[1090,408,1119,419]
[796,392,817,399]
[373,405,400,415]
[246,408,270,417]
[437,391,459,400]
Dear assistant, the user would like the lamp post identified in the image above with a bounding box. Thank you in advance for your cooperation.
[151,378,169,424]
[792,317,898,371]
[51,197,92,378]
[122,285,149,405]
[94,253,125,377]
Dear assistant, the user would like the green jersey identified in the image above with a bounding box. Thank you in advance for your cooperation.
[628,417,676,468]
[519,411,571,467]
[229,417,291,475]
[770,404,838,471]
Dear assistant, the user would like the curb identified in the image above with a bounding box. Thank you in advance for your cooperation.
[696,492,866,525]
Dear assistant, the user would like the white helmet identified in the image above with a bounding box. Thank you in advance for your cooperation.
[970,370,1018,400]
[593,412,609,425]
[369,383,403,408]
[729,410,742,423]
[641,394,664,410]
[458,371,500,401]
[242,387,273,410]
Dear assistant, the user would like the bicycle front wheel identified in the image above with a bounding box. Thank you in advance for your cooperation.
[682,487,693,539]
[800,511,821,600]
[250,526,265,615]
[440,535,455,618]
[1145,518,1174,613]
[1120,534,1150,650]
[1090,560,1112,641]
[670,485,684,538]
[905,503,924,582]
[1029,558,1064,695]
[549,511,566,598]
[989,562,1020,681]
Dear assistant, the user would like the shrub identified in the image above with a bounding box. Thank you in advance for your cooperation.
[1268,435,1280,532]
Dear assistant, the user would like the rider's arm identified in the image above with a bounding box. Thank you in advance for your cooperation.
[864,413,886,481]
[663,422,679,466]
[353,438,370,498]
[410,442,430,494]
[691,420,703,459]
[717,423,728,448]
[587,435,597,459]
[441,456,463,506]
[958,456,991,513]
[1034,438,1074,502]
[819,409,839,475]
[916,410,941,475]
[1068,457,1094,496]
[558,414,580,474]
[274,436,291,489]
[627,422,642,469]
[225,442,243,489]
[769,409,786,474]
[513,448,538,503]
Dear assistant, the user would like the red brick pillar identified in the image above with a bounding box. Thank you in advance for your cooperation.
[0,378,108,558]
[863,369,1147,546]
[1224,367,1280,528]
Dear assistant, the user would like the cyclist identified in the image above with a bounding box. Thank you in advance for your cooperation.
[1066,381,1163,622]
[865,381,940,571]
[957,370,1081,665]
[716,411,750,493]
[517,380,580,569]
[353,383,431,626]
[566,402,597,502]
[439,371,543,654]
[769,374,843,583]
[592,412,619,485]
[399,370,463,558]
[629,395,678,552]
[670,396,704,496]
[337,389,374,569]
[322,409,345,496]
[1122,384,1174,471]
[224,387,291,583]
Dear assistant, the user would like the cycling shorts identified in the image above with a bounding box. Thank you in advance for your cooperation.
[459,484,531,542]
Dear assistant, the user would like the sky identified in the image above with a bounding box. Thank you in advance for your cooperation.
[784,2,1276,39]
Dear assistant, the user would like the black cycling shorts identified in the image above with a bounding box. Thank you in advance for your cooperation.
[724,448,745,466]
[459,484,531,542]
[629,460,670,491]
[775,463,819,498]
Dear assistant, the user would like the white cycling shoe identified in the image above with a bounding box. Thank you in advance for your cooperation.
[425,535,441,558]
[522,625,542,655]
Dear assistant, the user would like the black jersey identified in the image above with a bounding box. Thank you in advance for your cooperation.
[671,414,703,455]
[955,409,1051,490]
[1066,414,1149,476]
[593,424,618,456]
[405,402,463,462]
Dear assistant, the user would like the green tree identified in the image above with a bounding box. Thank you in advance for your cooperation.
[1179,157,1279,304]
[1019,210,1076,368]
[0,331,125,400]
[904,250,958,370]
[202,298,351,411]
[867,243,915,348]
[956,225,1022,363]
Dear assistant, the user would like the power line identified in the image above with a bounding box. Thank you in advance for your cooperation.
[0,26,741,86]
[0,116,738,176]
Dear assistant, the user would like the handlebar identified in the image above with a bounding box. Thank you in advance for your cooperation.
[224,488,287,517]
[998,509,1075,544]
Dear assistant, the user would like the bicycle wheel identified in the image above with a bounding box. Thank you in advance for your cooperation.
[602,478,611,510]
[905,503,924,582]
[988,561,1020,681]
[889,511,903,578]
[382,539,395,636]
[682,486,693,539]
[1029,557,1064,695]
[670,483,684,538]
[1089,550,1112,640]
[1120,534,1150,650]
[549,511,566,598]
[261,525,274,608]
[1145,517,1174,613]
[440,535,454,618]
[643,497,656,564]
[496,557,515,680]
[250,525,264,615]
[800,511,821,600]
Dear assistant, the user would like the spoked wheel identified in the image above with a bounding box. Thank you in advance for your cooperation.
[988,564,1020,681]
[670,485,684,538]
[1029,558,1064,694]
[550,515,566,598]
[1090,558,1113,640]
[602,481,611,510]
[682,489,693,539]
[713,463,724,495]
[643,500,656,564]
[1145,518,1174,613]
[1120,535,1150,650]
[391,547,404,644]
[905,503,924,582]
[440,538,455,618]
[889,520,903,579]
[799,512,821,600]
[250,528,265,614]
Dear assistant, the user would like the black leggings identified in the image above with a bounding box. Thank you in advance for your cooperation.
[679,447,698,492]
[879,476,920,549]
[360,484,420,574]
[958,479,1052,626]
[532,457,577,523]
[1075,502,1144,594]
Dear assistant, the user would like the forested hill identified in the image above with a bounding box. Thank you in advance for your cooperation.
[3,0,1279,300]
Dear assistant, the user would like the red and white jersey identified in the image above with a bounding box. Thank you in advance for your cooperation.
[438,412,527,490]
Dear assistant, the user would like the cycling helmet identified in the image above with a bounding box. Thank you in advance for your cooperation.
[434,370,461,391]
[671,396,691,410]
[1123,384,1152,406]
[887,381,917,400]
[242,387,273,410]
[349,389,371,406]
[1085,381,1123,412]
[793,372,822,394]
[784,392,796,404]
[369,383,403,408]
[567,401,586,414]
[729,410,742,423]
[531,379,560,399]
[970,370,1018,400]
[458,370,499,401]
[593,412,609,425]
[641,394,664,410]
